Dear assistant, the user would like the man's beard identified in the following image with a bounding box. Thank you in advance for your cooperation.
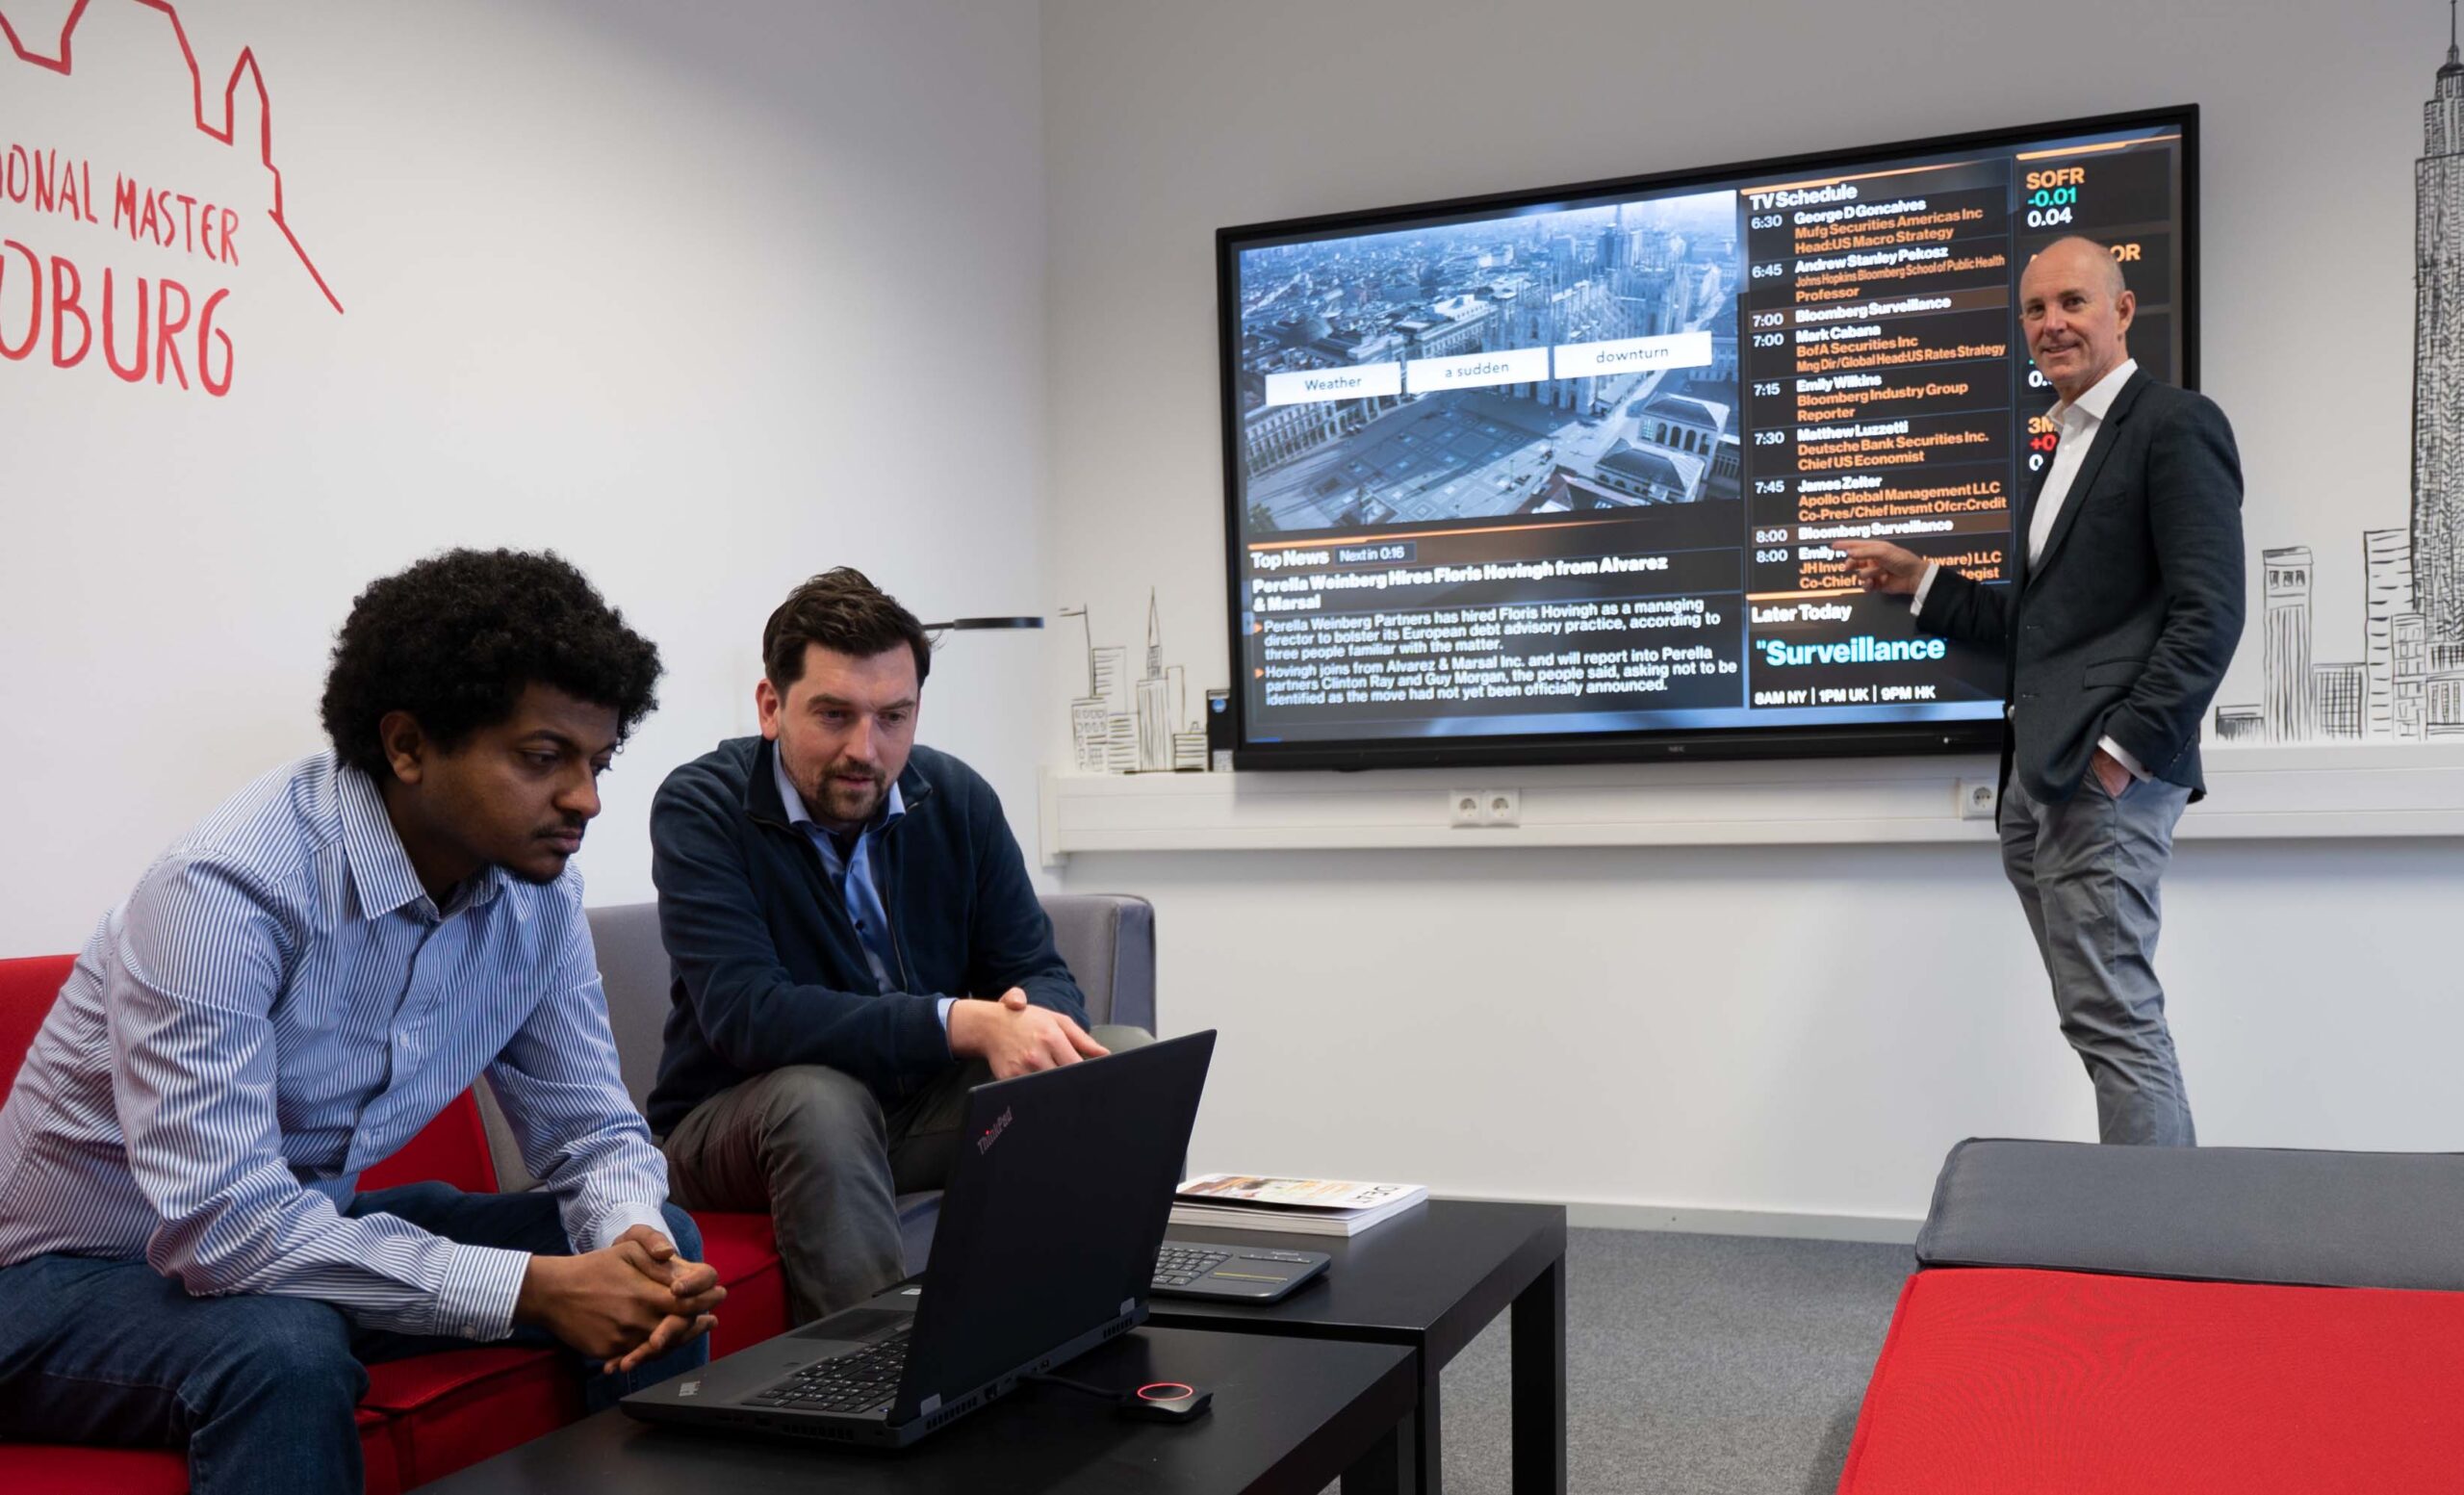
[820,772,886,825]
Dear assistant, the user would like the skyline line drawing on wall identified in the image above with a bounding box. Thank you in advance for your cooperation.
[1060,592,1209,772]
[0,0,346,312]
[2214,8,2464,744]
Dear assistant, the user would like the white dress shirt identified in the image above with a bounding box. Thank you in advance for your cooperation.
[1912,358,2145,780]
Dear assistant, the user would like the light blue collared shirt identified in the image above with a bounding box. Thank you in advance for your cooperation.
[0,754,671,1341]
[769,747,953,1039]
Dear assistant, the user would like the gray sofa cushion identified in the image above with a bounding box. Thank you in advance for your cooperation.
[1917,1137,2464,1293]
[587,900,671,1112]
[1040,893,1155,1032]
[470,900,670,1194]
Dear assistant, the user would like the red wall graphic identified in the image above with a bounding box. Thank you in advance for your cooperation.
[0,0,342,398]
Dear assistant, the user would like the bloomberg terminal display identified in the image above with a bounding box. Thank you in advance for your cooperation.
[1219,108,2195,769]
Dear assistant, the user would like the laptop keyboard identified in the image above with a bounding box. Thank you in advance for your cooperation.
[1152,1244,1231,1289]
[744,1324,911,1415]
[741,1243,1252,1414]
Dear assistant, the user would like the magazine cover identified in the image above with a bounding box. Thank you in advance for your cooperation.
[1177,1174,1424,1211]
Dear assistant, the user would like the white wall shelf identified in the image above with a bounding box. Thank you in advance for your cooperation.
[1039,744,2464,863]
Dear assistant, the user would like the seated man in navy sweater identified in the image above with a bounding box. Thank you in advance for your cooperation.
[646,567,1151,1323]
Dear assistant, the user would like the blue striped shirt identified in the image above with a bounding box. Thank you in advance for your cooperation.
[0,753,671,1341]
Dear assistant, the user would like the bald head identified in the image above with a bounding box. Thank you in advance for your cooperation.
[2033,236,2127,297]
[2018,236,2135,401]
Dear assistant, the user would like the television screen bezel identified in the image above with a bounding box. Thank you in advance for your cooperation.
[1217,104,2199,772]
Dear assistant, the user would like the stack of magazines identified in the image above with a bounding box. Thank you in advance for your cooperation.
[1169,1173,1430,1237]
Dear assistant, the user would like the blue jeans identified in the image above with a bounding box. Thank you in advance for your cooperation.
[0,1185,706,1494]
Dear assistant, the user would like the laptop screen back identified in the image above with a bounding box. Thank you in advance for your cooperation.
[890,1030,1214,1420]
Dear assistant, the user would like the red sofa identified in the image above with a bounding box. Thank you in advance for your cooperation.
[1837,1139,2464,1493]
[1839,1265,2464,1494]
[0,953,789,1492]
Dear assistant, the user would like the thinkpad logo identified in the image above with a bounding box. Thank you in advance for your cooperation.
[976,1106,1014,1155]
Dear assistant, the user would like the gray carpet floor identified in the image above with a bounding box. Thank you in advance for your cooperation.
[1345,1227,1917,1495]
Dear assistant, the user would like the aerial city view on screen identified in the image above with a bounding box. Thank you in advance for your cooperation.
[1235,191,1741,533]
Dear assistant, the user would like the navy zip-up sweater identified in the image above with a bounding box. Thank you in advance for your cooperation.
[643,736,1084,1135]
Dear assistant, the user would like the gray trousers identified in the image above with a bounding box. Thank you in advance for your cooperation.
[1999,769,2196,1146]
[660,1025,1155,1324]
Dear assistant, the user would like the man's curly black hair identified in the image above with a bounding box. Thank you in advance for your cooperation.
[321,549,663,780]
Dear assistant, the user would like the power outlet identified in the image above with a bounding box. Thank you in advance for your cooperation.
[1481,787,1522,827]
[1448,788,1484,827]
[1956,778,1999,820]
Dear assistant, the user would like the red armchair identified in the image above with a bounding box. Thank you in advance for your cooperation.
[0,953,784,1492]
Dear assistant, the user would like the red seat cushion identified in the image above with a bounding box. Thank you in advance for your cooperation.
[1839,1267,2464,1494]
[360,1347,578,1489]
[358,1409,404,1495]
[693,1210,789,1358]
[0,1412,398,1494]
[0,1447,190,1495]
[358,1090,499,1194]
[0,953,77,1096]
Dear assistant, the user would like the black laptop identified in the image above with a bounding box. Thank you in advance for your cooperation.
[622,1030,1215,1449]
[1150,1240,1329,1301]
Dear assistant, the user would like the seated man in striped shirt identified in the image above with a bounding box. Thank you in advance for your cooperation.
[0,549,722,1493]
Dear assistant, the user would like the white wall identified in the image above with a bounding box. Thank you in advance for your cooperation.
[1,0,1049,954]
[12,0,2457,1231]
[1041,0,2464,1225]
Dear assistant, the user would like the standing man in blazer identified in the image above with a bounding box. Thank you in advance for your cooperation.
[1835,236,2245,1146]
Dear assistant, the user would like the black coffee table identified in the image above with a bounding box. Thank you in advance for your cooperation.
[1148,1199,1567,1495]
[420,1327,1415,1495]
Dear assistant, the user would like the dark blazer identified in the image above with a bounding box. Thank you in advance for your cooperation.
[1918,369,2245,804]
[642,736,1086,1134]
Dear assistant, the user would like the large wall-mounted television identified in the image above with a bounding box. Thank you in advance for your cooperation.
[1219,107,2195,770]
